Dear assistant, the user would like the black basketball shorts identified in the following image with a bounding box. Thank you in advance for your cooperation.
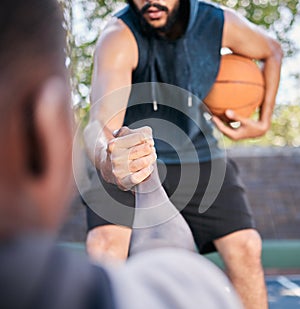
[83,158,255,254]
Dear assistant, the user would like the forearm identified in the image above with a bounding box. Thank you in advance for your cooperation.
[83,120,114,183]
[129,164,196,255]
[259,47,283,129]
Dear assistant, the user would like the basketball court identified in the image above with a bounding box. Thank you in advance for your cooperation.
[61,239,300,308]
[206,239,300,308]
[60,146,300,308]
[267,275,300,308]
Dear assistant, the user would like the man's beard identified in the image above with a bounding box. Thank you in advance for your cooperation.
[130,1,181,35]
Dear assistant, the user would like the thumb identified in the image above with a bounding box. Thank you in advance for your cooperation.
[113,126,130,137]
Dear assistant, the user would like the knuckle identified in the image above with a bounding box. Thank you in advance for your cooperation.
[151,146,157,155]
[147,143,155,153]
[117,126,130,136]
[151,151,157,162]
[137,132,146,141]
[143,126,152,135]
[142,143,151,153]
[139,126,153,140]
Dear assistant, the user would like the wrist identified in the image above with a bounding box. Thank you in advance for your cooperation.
[97,145,115,184]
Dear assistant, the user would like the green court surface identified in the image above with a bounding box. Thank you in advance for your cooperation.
[59,240,300,308]
[60,239,300,270]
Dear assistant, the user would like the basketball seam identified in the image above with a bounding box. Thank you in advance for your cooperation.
[215,80,265,87]
[210,98,262,111]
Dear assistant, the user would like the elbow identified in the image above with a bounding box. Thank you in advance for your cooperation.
[269,39,284,64]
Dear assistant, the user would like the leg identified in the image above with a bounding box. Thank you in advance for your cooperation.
[214,229,268,309]
[155,160,264,306]
[86,225,131,261]
[82,157,135,262]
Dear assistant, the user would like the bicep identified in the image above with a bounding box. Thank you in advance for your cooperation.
[222,9,275,60]
[90,23,137,133]
[91,63,132,133]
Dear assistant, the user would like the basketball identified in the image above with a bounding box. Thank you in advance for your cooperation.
[203,54,265,120]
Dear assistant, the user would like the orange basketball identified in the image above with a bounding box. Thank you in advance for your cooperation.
[203,54,265,120]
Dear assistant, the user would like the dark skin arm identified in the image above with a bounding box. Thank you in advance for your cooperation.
[213,8,283,141]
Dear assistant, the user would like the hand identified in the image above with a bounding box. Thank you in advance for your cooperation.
[212,109,269,141]
[107,126,157,190]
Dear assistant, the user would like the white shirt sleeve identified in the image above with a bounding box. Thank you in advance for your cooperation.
[105,248,243,309]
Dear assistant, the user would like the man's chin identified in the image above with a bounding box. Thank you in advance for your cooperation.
[144,18,167,29]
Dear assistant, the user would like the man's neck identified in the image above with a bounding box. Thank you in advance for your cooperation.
[161,17,188,40]
[158,1,189,40]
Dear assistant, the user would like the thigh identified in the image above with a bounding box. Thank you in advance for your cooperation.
[82,159,135,230]
[163,159,255,254]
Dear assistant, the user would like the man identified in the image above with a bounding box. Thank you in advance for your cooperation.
[0,0,243,308]
[83,1,283,308]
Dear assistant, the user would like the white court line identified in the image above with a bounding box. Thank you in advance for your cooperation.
[277,276,300,297]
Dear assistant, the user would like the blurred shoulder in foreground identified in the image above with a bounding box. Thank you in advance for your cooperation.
[0,1,242,308]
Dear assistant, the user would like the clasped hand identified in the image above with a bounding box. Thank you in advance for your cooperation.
[107,126,157,191]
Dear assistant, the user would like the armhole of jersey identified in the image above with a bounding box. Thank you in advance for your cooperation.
[117,18,147,81]
[216,7,225,76]
[117,19,140,74]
